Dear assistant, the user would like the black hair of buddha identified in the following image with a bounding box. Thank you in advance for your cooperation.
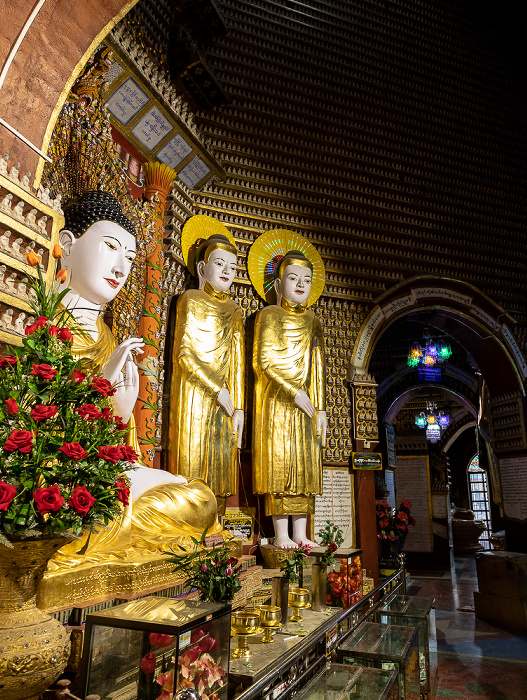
[275,250,313,278]
[61,190,137,239]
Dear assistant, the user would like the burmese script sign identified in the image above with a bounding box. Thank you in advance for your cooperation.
[395,456,433,553]
[499,456,527,523]
[314,468,353,547]
[351,452,382,470]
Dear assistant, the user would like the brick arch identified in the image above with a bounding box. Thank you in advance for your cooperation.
[350,275,526,398]
[0,0,137,176]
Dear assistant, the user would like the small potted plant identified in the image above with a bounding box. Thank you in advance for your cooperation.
[165,527,242,604]
[376,498,416,564]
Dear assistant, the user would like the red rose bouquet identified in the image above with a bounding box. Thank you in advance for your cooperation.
[0,255,134,545]
[376,498,416,554]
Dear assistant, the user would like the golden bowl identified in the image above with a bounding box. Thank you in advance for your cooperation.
[231,611,261,635]
[258,605,282,642]
[288,587,310,622]
[258,605,282,627]
[231,611,261,658]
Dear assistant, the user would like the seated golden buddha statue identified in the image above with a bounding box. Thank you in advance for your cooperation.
[46,191,222,572]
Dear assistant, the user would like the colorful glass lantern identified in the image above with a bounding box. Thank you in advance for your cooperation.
[408,331,451,368]
[414,413,427,429]
[414,400,450,442]
[437,412,450,428]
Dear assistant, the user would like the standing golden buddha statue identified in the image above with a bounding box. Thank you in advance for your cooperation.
[248,231,327,549]
[167,216,245,515]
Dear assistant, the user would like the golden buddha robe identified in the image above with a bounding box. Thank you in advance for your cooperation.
[167,286,245,498]
[48,316,222,570]
[252,300,326,516]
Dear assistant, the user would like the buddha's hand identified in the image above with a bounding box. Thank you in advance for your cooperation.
[316,410,327,446]
[102,337,144,423]
[217,387,234,416]
[294,389,315,418]
[232,409,244,448]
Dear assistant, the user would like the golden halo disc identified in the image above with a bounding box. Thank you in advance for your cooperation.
[247,228,325,306]
[181,215,237,269]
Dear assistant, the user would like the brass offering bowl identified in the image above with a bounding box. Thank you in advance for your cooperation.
[258,605,282,643]
[231,611,261,658]
[288,587,310,622]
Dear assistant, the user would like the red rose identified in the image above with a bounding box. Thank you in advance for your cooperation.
[5,398,18,415]
[149,633,173,648]
[99,407,112,422]
[115,477,130,506]
[120,445,138,463]
[70,369,86,384]
[26,317,49,335]
[90,377,116,397]
[76,404,100,420]
[58,441,88,460]
[114,415,127,430]
[48,325,60,338]
[60,327,73,342]
[397,511,409,522]
[33,484,64,514]
[328,542,338,553]
[401,499,412,509]
[0,356,17,369]
[98,445,122,464]
[0,480,17,511]
[140,653,156,675]
[31,404,58,421]
[68,485,96,516]
[5,430,33,453]
[30,363,57,381]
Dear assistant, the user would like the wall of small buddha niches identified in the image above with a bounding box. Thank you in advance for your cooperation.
[120,0,527,466]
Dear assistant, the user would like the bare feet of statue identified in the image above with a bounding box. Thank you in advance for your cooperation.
[292,514,316,547]
[274,535,298,550]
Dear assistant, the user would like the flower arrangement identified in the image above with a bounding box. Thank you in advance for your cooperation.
[327,555,363,608]
[139,628,226,700]
[165,527,242,603]
[317,520,344,568]
[376,498,416,553]
[0,253,134,545]
[279,542,312,583]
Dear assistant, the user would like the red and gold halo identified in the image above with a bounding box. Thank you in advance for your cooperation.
[248,229,325,306]
[181,215,237,272]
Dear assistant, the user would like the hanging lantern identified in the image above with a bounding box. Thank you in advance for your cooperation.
[408,331,451,367]
[415,412,427,428]
[414,400,450,441]
[437,412,450,428]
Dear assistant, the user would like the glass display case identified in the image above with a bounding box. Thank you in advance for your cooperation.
[376,595,437,694]
[80,596,231,700]
[309,548,363,609]
[296,663,399,700]
[336,622,420,700]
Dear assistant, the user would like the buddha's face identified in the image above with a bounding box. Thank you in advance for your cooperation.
[60,220,136,305]
[198,248,237,293]
[275,264,312,305]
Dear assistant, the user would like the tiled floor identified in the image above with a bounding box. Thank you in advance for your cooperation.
[408,556,527,700]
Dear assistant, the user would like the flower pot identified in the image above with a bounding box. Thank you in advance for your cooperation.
[0,538,71,700]
[311,563,327,612]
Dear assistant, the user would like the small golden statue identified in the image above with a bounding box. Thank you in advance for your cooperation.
[248,230,327,549]
[166,216,245,514]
